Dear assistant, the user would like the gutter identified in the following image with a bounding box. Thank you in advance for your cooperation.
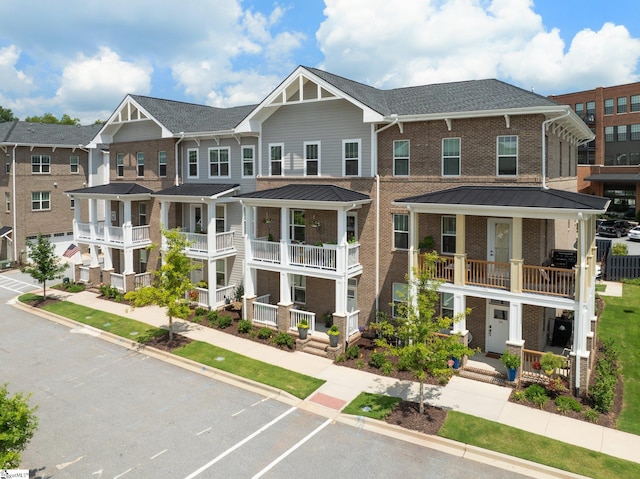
[175,132,185,186]
[541,110,571,189]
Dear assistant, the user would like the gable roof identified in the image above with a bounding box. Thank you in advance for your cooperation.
[237,184,370,206]
[66,183,153,197]
[152,183,240,199]
[0,121,102,147]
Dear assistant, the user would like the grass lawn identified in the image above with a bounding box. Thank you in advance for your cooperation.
[20,294,324,400]
[597,283,640,434]
[341,392,402,420]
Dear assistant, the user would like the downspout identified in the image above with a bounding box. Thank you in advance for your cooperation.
[175,132,185,186]
[12,144,17,263]
[541,110,571,189]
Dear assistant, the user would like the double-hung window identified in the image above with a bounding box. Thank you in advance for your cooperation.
[586,101,596,117]
[631,95,640,112]
[604,98,614,115]
[441,292,454,319]
[393,140,409,176]
[393,213,408,250]
[618,97,627,114]
[116,153,124,177]
[136,152,144,177]
[292,275,306,304]
[216,259,226,288]
[575,103,584,116]
[188,149,199,178]
[158,151,167,177]
[392,283,408,318]
[304,141,320,176]
[209,147,230,177]
[604,126,615,142]
[139,203,147,225]
[441,216,456,254]
[4,192,10,213]
[290,210,305,242]
[497,135,517,176]
[31,155,50,174]
[630,124,640,141]
[442,138,460,176]
[343,139,360,176]
[617,125,627,142]
[70,155,79,174]
[242,146,254,177]
[270,144,283,176]
[32,191,50,211]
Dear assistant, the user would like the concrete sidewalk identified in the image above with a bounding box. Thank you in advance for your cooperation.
[21,288,640,470]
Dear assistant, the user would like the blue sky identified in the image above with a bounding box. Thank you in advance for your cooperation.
[0,0,638,123]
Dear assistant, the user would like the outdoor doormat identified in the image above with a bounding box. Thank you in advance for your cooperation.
[486,352,501,359]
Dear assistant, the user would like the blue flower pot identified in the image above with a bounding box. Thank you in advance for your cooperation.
[452,357,461,369]
[506,367,517,382]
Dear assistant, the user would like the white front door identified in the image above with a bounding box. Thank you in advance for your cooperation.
[486,303,509,353]
[487,218,511,280]
[191,205,203,233]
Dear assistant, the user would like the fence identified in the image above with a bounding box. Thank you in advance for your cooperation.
[604,254,640,280]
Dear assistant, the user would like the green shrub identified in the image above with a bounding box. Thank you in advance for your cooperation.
[257,327,273,340]
[194,307,208,316]
[369,351,388,369]
[67,283,85,293]
[217,315,232,329]
[381,361,394,376]
[356,359,365,369]
[272,332,295,349]
[583,408,600,423]
[524,383,549,408]
[512,390,526,401]
[345,344,360,360]
[237,319,252,334]
[335,354,345,363]
[590,339,620,414]
[555,396,583,413]
[206,310,219,325]
[191,315,202,324]
[611,243,628,256]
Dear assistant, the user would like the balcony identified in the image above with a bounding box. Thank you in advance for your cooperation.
[247,238,360,275]
[179,230,236,259]
[75,221,151,248]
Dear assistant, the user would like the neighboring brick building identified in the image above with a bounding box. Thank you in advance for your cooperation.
[549,83,640,219]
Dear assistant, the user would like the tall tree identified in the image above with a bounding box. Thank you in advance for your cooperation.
[22,234,68,299]
[375,251,475,413]
[0,106,17,123]
[24,112,80,125]
[0,384,39,468]
[125,229,196,341]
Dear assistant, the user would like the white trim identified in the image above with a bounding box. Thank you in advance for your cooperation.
[207,146,231,178]
[241,145,255,178]
[441,215,456,255]
[269,143,284,176]
[342,138,361,177]
[303,141,321,176]
[158,150,167,178]
[441,137,461,177]
[393,139,409,177]
[187,148,199,179]
[496,135,518,177]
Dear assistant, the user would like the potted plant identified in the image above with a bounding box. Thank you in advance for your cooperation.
[297,319,310,340]
[500,350,521,381]
[540,351,564,377]
[418,235,435,252]
[327,324,340,347]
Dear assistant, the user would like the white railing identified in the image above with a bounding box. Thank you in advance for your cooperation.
[131,225,150,243]
[290,309,316,332]
[106,226,124,244]
[187,287,209,307]
[256,294,270,304]
[251,239,280,263]
[74,222,151,247]
[216,231,234,251]
[134,272,152,289]
[76,223,91,240]
[110,272,125,292]
[253,301,278,327]
[184,232,208,252]
[289,243,336,270]
[79,266,90,283]
[347,243,360,269]
[216,284,235,306]
[347,310,360,336]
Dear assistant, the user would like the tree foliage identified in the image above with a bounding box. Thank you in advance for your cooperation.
[124,229,197,340]
[0,106,18,123]
[24,112,80,125]
[374,251,476,413]
[0,384,39,468]
[22,234,68,298]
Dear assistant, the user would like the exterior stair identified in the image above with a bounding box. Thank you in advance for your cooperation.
[302,338,330,358]
[458,365,508,387]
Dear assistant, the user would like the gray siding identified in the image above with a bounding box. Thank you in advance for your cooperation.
[261,99,373,178]
[113,121,163,142]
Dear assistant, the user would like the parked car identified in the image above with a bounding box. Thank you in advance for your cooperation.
[597,220,633,237]
[629,225,640,242]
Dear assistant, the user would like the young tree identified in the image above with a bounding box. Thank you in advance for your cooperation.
[22,234,68,299]
[0,106,18,123]
[0,384,39,468]
[375,251,475,413]
[125,229,196,341]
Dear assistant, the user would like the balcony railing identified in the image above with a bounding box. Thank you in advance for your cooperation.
[290,309,316,332]
[75,222,150,247]
[521,349,570,382]
[134,272,152,289]
[249,239,360,273]
[182,231,235,256]
[110,272,125,292]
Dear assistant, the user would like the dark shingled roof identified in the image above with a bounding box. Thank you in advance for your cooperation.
[129,95,257,133]
[153,183,239,197]
[237,184,370,203]
[0,226,12,237]
[305,67,562,116]
[396,186,609,211]
[66,183,153,195]
[0,121,102,145]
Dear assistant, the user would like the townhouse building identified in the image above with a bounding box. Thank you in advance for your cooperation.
[69,66,607,394]
[0,121,102,265]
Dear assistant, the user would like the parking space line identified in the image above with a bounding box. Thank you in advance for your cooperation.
[231,408,246,417]
[183,406,296,479]
[196,427,212,436]
[113,467,133,479]
[150,449,167,460]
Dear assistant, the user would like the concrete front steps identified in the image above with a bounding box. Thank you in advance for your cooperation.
[302,337,331,358]
[458,365,507,387]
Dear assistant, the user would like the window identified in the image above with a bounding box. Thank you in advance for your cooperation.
[139,203,147,225]
[31,191,50,211]
[617,125,627,142]
[393,213,408,250]
[631,124,640,141]
[136,152,144,177]
[70,197,75,209]
[578,150,596,165]
[497,135,518,176]
[70,155,79,174]
[442,138,460,176]
[31,155,50,174]
[158,151,167,177]
[575,103,584,116]
[441,292,454,319]
[208,147,230,177]
[604,98,614,115]
[304,141,320,176]
[605,126,615,142]
[188,149,199,178]
[140,249,148,273]
[291,275,306,304]
[116,153,124,177]
[618,97,627,114]
[393,140,409,176]
[216,259,226,287]
[442,216,456,254]
[242,146,254,177]
[632,95,640,112]
[586,101,596,116]
[343,139,360,176]
[215,205,225,233]
[290,210,305,242]
[270,144,283,176]
[4,192,9,212]
[392,283,408,318]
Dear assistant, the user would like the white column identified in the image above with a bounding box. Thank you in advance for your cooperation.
[280,272,291,304]
[123,200,134,274]
[280,207,289,267]
[335,277,347,315]
[451,293,467,333]
[336,208,347,274]
[207,200,216,254]
[508,301,523,343]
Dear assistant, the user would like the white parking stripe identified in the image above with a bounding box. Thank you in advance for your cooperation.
[183,406,296,479]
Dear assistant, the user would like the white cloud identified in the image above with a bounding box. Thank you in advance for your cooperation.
[0,45,33,94]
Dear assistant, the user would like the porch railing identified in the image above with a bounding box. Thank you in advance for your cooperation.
[251,239,280,263]
[187,287,209,307]
[467,259,510,289]
[79,266,90,283]
[430,256,454,282]
[216,284,235,307]
[254,301,278,327]
[290,309,316,332]
[289,243,336,270]
[184,232,208,252]
[250,239,360,273]
[255,294,271,304]
[347,310,360,336]
[521,349,570,382]
[110,272,125,292]
[74,222,150,247]
[347,243,359,269]
[216,231,234,251]
[131,225,150,244]
[134,272,152,289]
[522,265,575,297]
